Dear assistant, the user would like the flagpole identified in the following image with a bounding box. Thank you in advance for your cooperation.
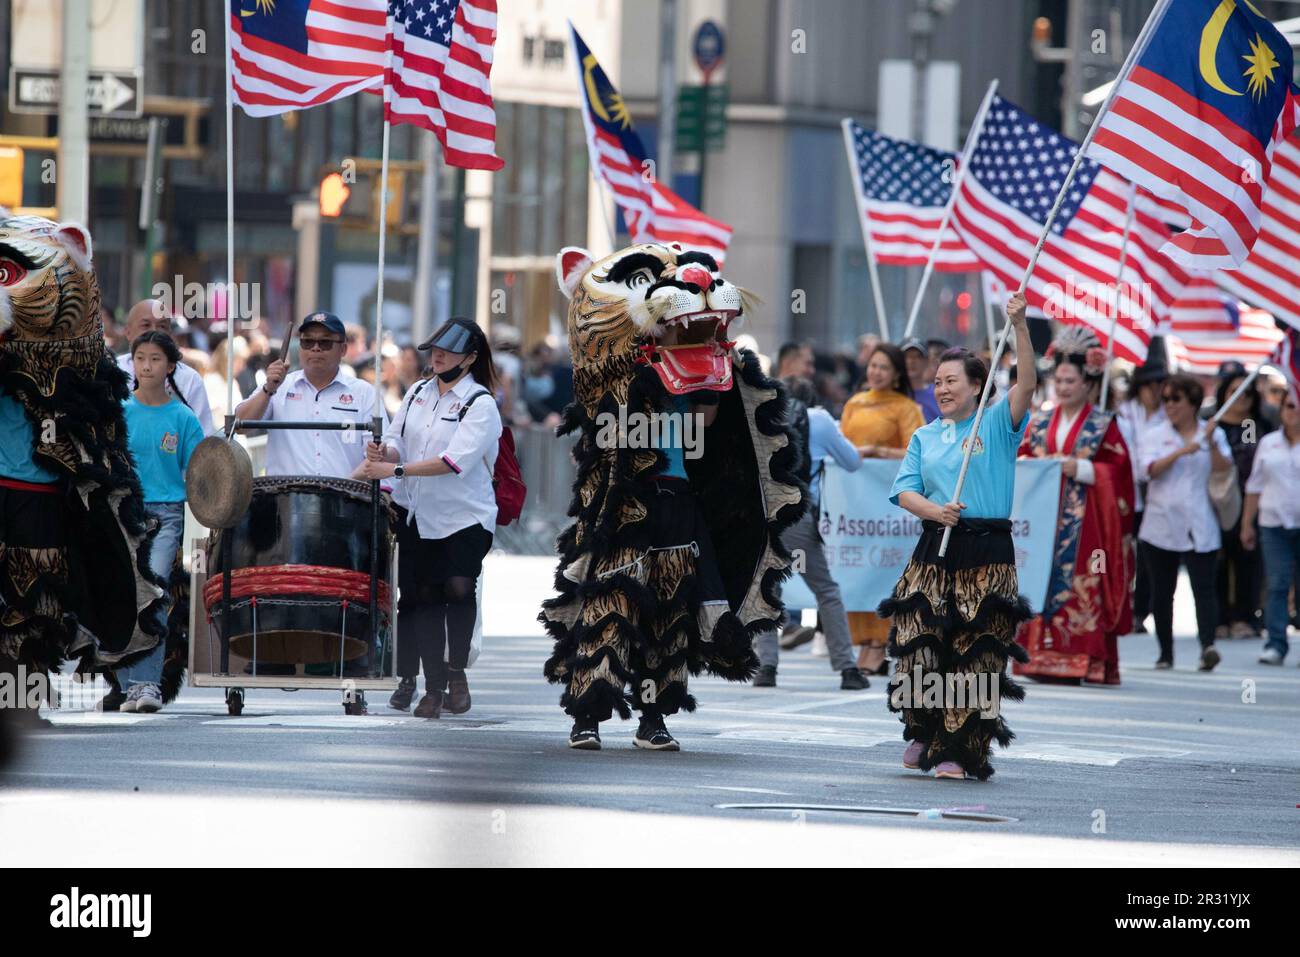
[1210,367,1261,426]
[1099,181,1138,407]
[842,119,890,341]
[593,172,618,249]
[222,4,237,435]
[900,78,999,342]
[374,119,391,421]
[937,0,1174,557]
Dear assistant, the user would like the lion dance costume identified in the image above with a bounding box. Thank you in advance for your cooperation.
[0,214,166,759]
[541,243,804,748]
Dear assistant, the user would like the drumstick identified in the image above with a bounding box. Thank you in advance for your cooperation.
[278,318,296,365]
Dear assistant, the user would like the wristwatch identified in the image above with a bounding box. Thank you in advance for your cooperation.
[393,465,406,478]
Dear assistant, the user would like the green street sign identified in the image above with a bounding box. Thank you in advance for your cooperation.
[676,83,728,152]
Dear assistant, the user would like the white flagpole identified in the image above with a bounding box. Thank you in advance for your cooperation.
[1210,367,1261,426]
[373,119,391,423]
[222,6,237,434]
[1099,181,1138,407]
[842,118,890,342]
[937,0,1175,557]
[900,78,999,342]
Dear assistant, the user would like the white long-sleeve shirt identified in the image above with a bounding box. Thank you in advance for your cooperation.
[1139,420,1231,553]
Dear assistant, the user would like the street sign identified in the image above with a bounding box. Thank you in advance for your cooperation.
[676,84,728,152]
[692,21,725,80]
[9,67,143,117]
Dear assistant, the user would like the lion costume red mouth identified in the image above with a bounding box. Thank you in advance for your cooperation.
[639,309,736,395]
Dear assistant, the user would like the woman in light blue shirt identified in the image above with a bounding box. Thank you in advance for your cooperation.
[879,292,1037,781]
[117,332,204,713]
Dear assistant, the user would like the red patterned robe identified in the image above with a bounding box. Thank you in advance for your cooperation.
[1015,405,1134,684]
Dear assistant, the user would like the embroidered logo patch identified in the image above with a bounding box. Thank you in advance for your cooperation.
[961,434,985,456]
[285,392,300,400]
[339,394,353,404]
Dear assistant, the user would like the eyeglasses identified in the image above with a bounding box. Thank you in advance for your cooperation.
[1161,393,1186,404]
[300,338,341,351]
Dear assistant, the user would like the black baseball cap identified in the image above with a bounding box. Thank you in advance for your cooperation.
[418,316,485,355]
[900,337,927,356]
[299,311,346,338]
[1217,360,1248,380]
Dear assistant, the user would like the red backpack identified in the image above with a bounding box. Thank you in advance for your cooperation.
[457,390,526,525]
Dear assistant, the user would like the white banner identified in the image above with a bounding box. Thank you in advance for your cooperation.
[784,458,1062,614]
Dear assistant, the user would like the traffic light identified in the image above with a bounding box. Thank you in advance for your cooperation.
[319,172,350,217]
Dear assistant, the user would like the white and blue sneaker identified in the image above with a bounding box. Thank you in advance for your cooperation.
[133,683,163,714]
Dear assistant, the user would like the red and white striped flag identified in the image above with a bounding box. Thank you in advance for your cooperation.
[1165,283,1285,374]
[569,24,732,263]
[1214,135,1300,331]
[1272,325,1300,404]
[229,0,387,115]
[384,0,503,170]
[951,95,1190,364]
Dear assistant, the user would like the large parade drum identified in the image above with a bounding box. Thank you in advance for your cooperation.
[203,477,395,668]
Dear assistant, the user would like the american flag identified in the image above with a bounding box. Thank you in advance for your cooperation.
[229,0,387,115]
[1084,0,1300,269]
[569,24,732,263]
[951,94,1190,364]
[1165,287,1285,374]
[1272,325,1300,404]
[385,0,503,170]
[1214,134,1300,330]
[842,121,978,271]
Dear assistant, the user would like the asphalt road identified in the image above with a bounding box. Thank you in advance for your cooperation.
[1,556,1296,866]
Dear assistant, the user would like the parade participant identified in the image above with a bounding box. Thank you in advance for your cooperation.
[1138,374,1233,672]
[117,299,214,434]
[840,343,925,674]
[1015,327,1134,686]
[1241,391,1300,665]
[116,332,204,712]
[1114,344,1168,632]
[542,243,804,752]
[0,214,165,728]
[233,311,388,478]
[358,318,501,719]
[753,377,868,690]
[1212,362,1271,640]
[880,292,1036,781]
[900,338,940,422]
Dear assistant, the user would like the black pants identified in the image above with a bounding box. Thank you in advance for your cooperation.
[1142,541,1219,661]
[1216,517,1263,630]
[394,507,490,691]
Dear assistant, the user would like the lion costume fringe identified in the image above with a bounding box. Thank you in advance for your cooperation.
[541,243,805,723]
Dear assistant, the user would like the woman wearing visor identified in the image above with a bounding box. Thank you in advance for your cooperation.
[357,318,502,718]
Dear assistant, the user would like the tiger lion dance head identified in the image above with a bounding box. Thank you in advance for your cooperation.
[555,242,755,398]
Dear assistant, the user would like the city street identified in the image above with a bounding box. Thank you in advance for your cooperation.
[2,555,1296,867]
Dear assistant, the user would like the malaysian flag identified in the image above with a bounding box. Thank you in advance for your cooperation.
[1214,134,1300,330]
[1165,287,1284,374]
[229,0,387,115]
[385,0,503,170]
[1085,0,1300,269]
[951,94,1191,364]
[569,24,732,263]
[842,121,978,271]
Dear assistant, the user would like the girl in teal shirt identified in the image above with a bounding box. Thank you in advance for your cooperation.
[117,332,203,713]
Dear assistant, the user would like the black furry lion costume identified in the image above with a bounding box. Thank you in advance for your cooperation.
[540,242,806,727]
[0,213,169,740]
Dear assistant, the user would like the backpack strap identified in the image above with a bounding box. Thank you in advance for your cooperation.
[399,378,431,439]
[456,389,493,420]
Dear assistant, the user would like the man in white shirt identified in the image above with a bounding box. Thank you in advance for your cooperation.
[117,299,215,434]
[234,312,388,478]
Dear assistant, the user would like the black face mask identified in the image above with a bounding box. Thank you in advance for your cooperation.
[436,361,470,382]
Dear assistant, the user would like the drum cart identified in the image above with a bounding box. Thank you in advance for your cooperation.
[187,417,398,715]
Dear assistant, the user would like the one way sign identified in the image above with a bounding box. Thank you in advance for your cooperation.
[9,67,142,117]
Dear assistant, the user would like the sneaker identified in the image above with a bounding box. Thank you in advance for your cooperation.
[568,717,601,750]
[778,626,816,651]
[634,714,680,751]
[1258,647,1284,666]
[133,684,163,714]
[809,633,829,658]
[121,685,142,713]
[752,665,777,687]
[389,677,417,711]
[903,740,924,769]
[934,761,967,780]
[1198,645,1221,672]
[97,688,127,713]
[839,667,870,690]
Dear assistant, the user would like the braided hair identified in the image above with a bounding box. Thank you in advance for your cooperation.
[130,330,193,409]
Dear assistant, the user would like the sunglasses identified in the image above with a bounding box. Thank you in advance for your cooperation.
[300,337,342,351]
[1161,393,1187,404]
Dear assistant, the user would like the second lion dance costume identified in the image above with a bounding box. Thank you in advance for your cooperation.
[1016,327,1134,684]
[0,214,168,761]
[541,242,805,748]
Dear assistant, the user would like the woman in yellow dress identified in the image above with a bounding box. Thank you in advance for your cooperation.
[839,343,926,674]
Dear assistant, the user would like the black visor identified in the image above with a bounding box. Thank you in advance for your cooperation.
[418,319,481,354]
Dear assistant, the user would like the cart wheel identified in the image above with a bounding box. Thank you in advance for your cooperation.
[226,688,244,716]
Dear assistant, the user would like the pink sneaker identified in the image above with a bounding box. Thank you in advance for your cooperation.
[934,761,967,779]
[902,740,924,769]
